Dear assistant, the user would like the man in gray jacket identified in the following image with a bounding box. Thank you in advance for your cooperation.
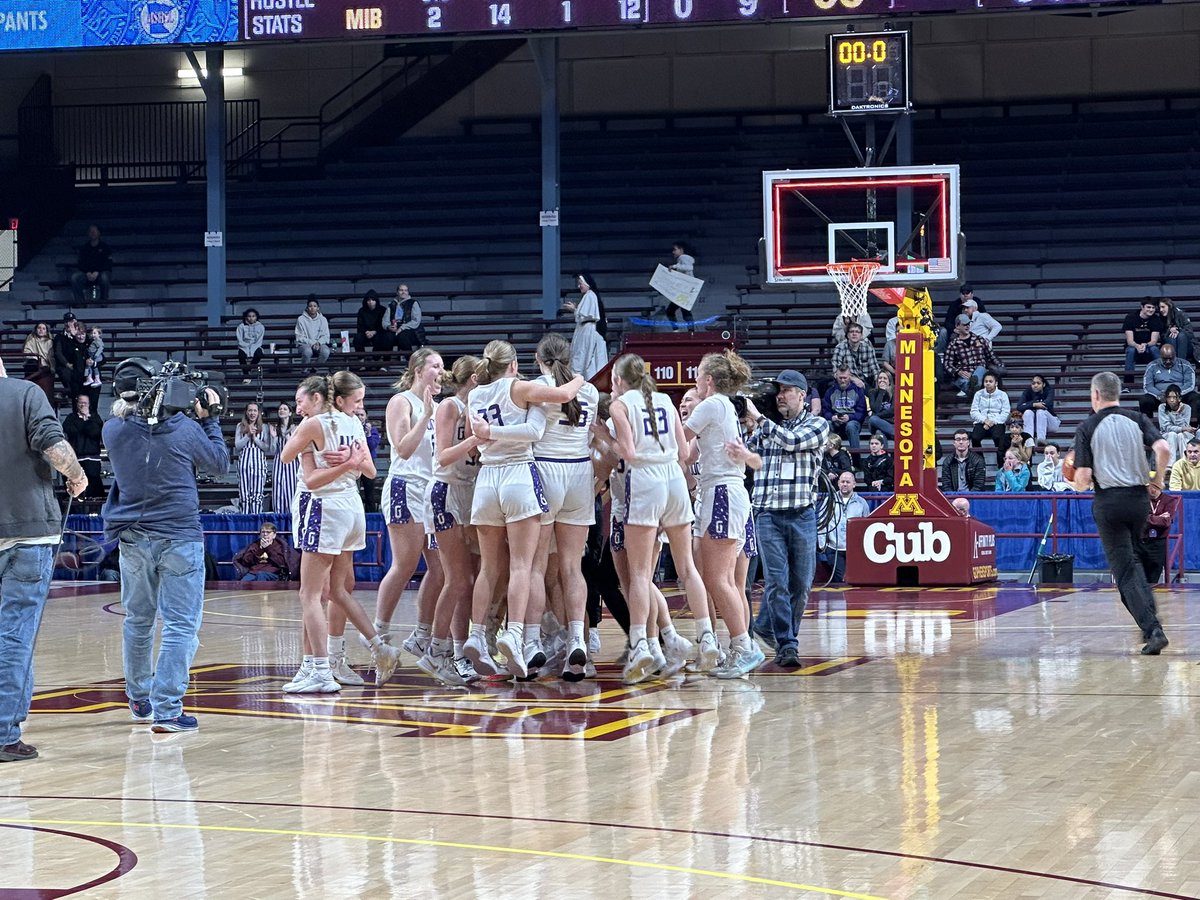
[0,358,88,762]
[295,295,331,369]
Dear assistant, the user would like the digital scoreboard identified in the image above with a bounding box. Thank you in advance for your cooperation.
[827,30,910,115]
[239,0,1150,45]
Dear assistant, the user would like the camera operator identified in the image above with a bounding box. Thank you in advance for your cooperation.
[102,376,228,734]
[0,357,88,763]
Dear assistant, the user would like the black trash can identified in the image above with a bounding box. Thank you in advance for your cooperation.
[1038,553,1075,584]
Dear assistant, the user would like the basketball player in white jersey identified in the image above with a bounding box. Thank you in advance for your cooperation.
[684,351,766,678]
[607,353,709,684]
[279,372,401,693]
[372,349,446,662]
[416,356,486,685]
[462,340,585,678]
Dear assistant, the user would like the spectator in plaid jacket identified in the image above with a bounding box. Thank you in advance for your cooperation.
[943,315,1002,397]
[831,322,880,390]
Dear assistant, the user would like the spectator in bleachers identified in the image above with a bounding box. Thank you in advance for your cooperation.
[940,429,988,492]
[832,311,873,344]
[960,298,1001,345]
[1159,298,1193,363]
[994,449,1030,493]
[354,405,381,513]
[664,241,696,329]
[952,496,971,517]
[295,295,331,370]
[865,369,894,438]
[53,314,86,400]
[1138,343,1200,422]
[354,290,391,366]
[1036,442,1072,491]
[1168,438,1200,490]
[271,401,300,514]
[943,314,1002,398]
[861,433,893,492]
[1156,385,1193,467]
[1137,483,1180,586]
[234,402,274,515]
[83,326,104,388]
[1005,416,1035,464]
[820,433,853,487]
[69,225,112,305]
[388,283,426,354]
[1017,374,1060,445]
[882,314,899,375]
[817,471,869,583]
[22,322,54,404]
[62,394,105,506]
[822,366,867,450]
[1122,298,1165,391]
[937,284,987,353]
[564,272,607,379]
[234,523,289,582]
[236,308,264,384]
[831,322,879,390]
[970,372,1010,468]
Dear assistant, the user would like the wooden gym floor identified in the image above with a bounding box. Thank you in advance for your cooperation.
[2,580,1199,898]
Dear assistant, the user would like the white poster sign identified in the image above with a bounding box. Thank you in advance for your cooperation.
[649,264,703,311]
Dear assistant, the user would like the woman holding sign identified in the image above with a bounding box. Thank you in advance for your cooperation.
[664,240,697,329]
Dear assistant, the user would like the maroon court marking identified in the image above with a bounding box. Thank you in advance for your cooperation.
[11,796,1194,899]
[0,823,137,898]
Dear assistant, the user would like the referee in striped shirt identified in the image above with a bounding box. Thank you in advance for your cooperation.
[1071,371,1170,655]
[742,370,830,668]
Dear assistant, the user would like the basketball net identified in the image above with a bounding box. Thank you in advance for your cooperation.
[827,260,882,320]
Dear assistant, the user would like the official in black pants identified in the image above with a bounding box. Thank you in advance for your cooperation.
[1071,371,1171,654]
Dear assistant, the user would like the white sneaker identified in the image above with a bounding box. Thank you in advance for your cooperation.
[417,651,466,686]
[662,633,693,677]
[584,659,597,679]
[587,629,602,657]
[520,641,546,681]
[697,632,721,673]
[562,638,588,682]
[373,642,402,686]
[622,639,655,685]
[330,654,364,686]
[714,644,767,680]
[402,630,430,661]
[282,660,313,691]
[358,631,392,651]
[497,629,528,679]
[463,632,502,676]
[287,667,341,694]
[454,656,482,684]
[648,639,667,675]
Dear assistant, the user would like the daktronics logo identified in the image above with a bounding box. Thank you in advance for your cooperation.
[863,521,951,564]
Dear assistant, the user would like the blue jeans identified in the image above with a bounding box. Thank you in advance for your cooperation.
[752,506,817,653]
[0,544,53,745]
[120,532,205,721]
[835,419,863,450]
[866,415,894,439]
[1166,332,1192,363]
[952,365,986,393]
[1124,344,1159,373]
[240,572,280,582]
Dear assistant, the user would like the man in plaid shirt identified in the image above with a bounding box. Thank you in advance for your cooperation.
[831,322,880,389]
[742,370,830,669]
[942,314,1002,397]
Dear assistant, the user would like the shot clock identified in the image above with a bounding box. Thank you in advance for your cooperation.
[827,30,911,116]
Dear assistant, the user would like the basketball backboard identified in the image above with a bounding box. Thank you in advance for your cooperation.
[762,164,961,287]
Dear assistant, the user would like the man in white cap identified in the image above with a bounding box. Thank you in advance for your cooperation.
[961,297,1002,345]
[741,370,830,669]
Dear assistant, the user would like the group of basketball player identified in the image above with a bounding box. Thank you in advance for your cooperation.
[273,336,768,691]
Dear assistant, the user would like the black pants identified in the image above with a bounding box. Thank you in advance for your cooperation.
[1093,487,1162,637]
[353,331,391,354]
[665,303,694,326]
[79,458,105,503]
[971,422,1007,467]
[238,347,263,377]
[1135,537,1167,586]
[358,474,379,513]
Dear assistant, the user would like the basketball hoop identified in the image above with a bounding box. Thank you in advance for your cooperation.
[827,260,881,320]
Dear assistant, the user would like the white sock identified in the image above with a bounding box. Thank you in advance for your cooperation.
[327,636,345,657]
[430,637,451,657]
[525,623,542,645]
[569,620,585,642]
[368,635,384,650]
[731,633,752,652]
[630,624,648,646]
[452,640,465,657]
[313,656,330,670]
[661,623,678,640]
[299,655,313,669]
[470,623,486,639]
[508,621,525,643]
[374,619,390,637]
[695,618,713,640]
[416,622,432,638]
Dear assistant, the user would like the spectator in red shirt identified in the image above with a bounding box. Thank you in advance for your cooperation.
[234,523,290,582]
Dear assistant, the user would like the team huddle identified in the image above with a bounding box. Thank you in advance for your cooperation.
[278,336,769,691]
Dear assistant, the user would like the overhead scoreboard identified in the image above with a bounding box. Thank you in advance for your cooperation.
[0,0,1152,52]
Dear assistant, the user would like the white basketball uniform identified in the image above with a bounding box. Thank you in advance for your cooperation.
[687,393,751,551]
[467,377,550,527]
[617,388,692,529]
[532,375,598,527]
[382,389,436,528]
[424,396,480,534]
[293,409,368,555]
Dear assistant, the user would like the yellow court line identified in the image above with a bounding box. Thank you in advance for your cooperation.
[1,818,890,899]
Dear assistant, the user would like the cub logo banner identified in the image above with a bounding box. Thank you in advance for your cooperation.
[863,521,950,564]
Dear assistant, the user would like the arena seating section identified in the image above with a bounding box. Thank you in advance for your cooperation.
[4,97,1198,507]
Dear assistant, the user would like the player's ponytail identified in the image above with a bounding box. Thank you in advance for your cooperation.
[614,353,662,448]
[699,350,752,396]
[476,340,515,385]
[537,333,581,426]
[297,375,331,413]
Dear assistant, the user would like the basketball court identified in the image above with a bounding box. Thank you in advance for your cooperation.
[4,580,1198,898]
